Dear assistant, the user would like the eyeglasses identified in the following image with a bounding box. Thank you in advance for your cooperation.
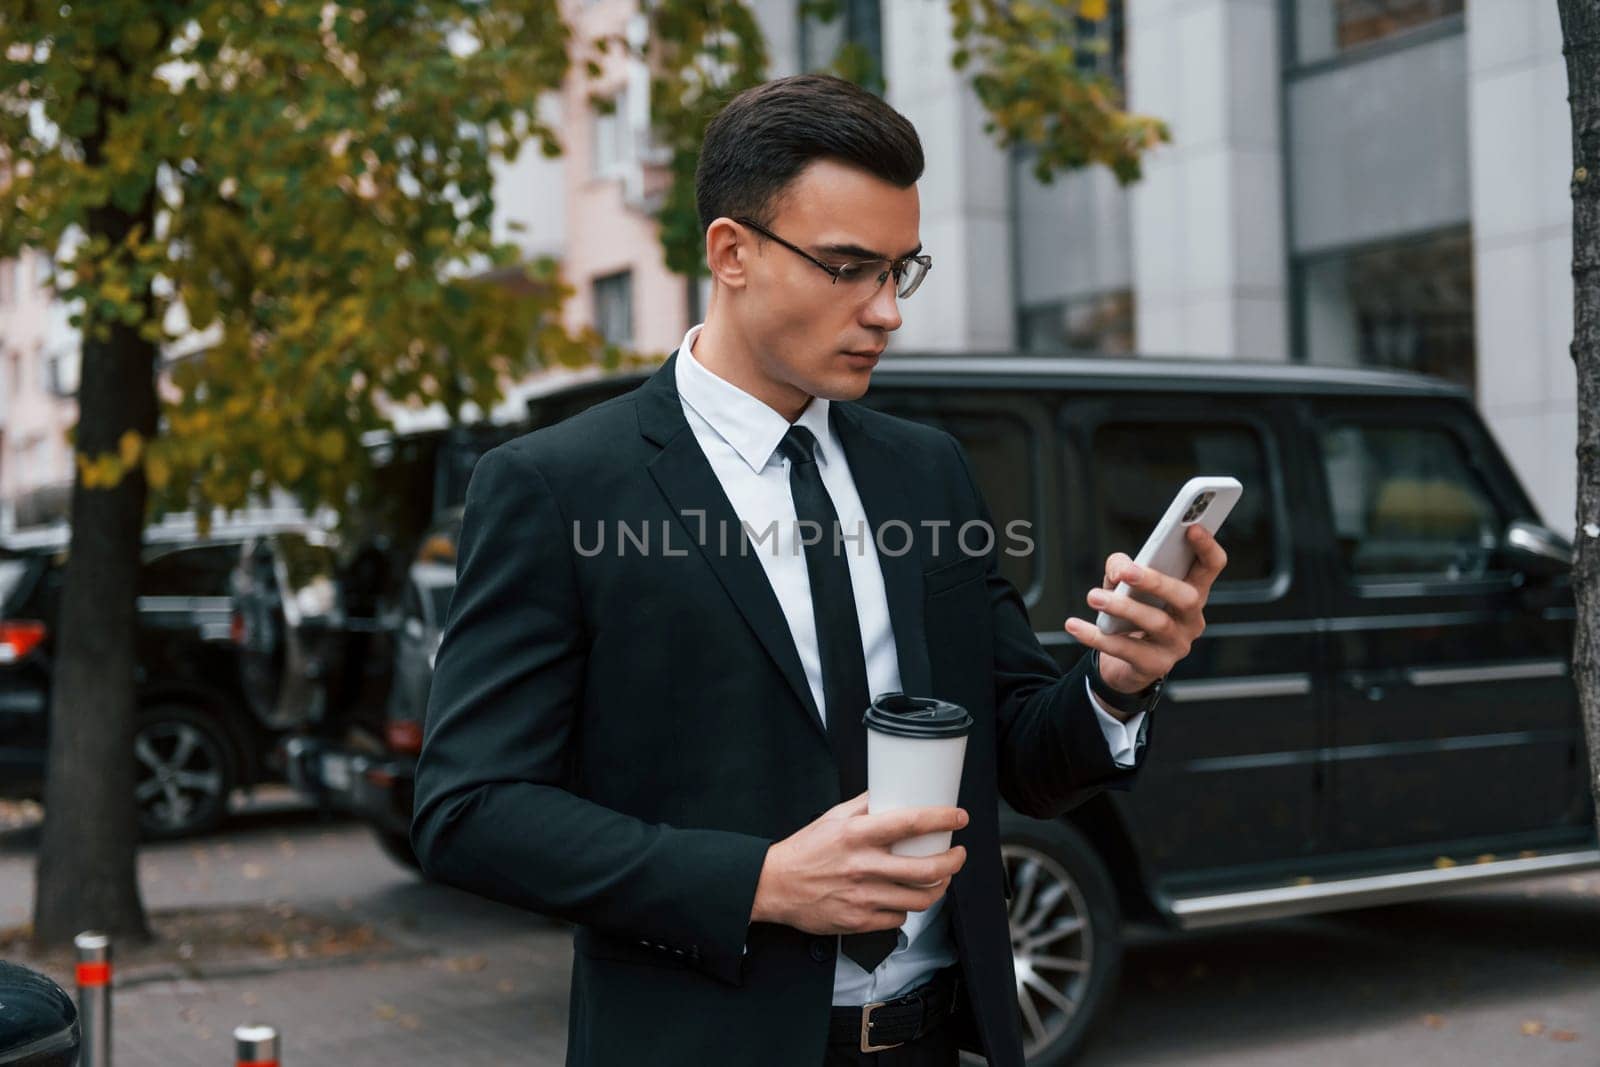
[733,216,932,300]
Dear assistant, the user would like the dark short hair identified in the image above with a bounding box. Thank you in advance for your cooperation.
[695,74,924,236]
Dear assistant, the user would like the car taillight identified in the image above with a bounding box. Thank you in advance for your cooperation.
[230,611,245,645]
[0,620,47,663]
[385,720,424,755]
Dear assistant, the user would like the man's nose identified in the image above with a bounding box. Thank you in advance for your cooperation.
[861,277,902,332]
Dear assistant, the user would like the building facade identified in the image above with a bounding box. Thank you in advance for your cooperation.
[527,0,1576,531]
[1,0,1580,536]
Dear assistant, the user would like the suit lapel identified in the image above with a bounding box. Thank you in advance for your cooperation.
[636,354,827,739]
[831,404,934,700]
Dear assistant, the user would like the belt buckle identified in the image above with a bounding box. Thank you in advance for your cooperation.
[860,1001,904,1054]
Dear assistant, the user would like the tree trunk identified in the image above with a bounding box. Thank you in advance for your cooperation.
[1558,0,1600,845]
[30,153,159,948]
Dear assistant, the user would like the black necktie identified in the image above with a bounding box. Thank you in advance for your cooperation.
[778,424,898,973]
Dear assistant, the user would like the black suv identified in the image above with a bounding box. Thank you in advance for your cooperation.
[305,356,1597,1065]
[0,522,341,838]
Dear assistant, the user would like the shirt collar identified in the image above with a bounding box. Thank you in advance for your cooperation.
[675,322,834,474]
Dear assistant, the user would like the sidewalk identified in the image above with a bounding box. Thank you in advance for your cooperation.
[0,792,575,1066]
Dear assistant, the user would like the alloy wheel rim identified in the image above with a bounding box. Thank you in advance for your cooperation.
[134,721,225,832]
[1003,842,1094,1055]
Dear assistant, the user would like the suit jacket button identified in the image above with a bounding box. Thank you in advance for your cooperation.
[808,937,831,963]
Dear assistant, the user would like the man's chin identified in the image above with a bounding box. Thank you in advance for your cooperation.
[810,361,877,401]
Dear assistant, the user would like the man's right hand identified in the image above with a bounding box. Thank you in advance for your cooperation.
[749,792,969,935]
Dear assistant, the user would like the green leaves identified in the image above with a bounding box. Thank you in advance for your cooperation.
[2,0,599,525]
[947,0,1169,185]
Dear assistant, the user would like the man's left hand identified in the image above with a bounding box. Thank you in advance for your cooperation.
[1063,524,1228,698]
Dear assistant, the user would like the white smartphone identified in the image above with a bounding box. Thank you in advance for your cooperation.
[1096,476,1243,635]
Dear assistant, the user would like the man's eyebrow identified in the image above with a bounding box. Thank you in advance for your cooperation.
[816,240,923,261]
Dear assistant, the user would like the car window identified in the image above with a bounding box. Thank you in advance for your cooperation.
[1088,421,1277,585]
[410,563,457,628]
[140,544,242,597]
[0,558,34,614]
[867,397,1042,596]
[1320,423,1503,581]
[425,584,454,628]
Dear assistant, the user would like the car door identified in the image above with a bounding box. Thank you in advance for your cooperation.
[1056,392,1326,883]
[136,543,246,693]
[1307,397,1580,856]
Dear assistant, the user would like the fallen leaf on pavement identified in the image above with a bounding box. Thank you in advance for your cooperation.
[1550,1030,1578,1043]
[1521,1020,1546,1037]
[1422,1014,1445,1029]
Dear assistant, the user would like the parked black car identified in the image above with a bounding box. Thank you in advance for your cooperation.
[295,355,1596,1065]
[0,959,78,1066]
[0,522,342,839]
[285,510,459,869]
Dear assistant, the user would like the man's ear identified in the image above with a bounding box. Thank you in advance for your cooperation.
[705,217,750,291]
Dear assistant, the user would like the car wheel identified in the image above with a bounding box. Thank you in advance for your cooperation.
[371,826,424,873]
[999,809,1123,1067]
[134,706,236,840]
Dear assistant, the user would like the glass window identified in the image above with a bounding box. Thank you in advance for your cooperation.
[1294,0,1463,65]
[1089,421,1276,585]
[594,271,633,348]
[140,544,242,598]
[1073,1,1125,86]
[1320,423,1502,580]
[942,411,1038,592]
[1018,290,1135,355]
[865,399,1041,594]
[592,91,632,181]
[800,0,886,90]
[1297,228,1475,392]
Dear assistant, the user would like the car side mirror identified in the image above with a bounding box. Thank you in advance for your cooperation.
[1502,519,1572,578]
[0,960,79,1066]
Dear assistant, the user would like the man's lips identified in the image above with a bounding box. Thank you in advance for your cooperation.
[843,348,884,359]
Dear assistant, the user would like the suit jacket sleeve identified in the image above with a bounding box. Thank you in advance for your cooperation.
[946,435,1152,819]
[410,443,770,985]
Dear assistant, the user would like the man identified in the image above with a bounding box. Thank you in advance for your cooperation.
[412,74,1225,1066]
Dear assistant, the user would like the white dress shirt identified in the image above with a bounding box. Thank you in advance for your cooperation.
[673,323,1144,1005]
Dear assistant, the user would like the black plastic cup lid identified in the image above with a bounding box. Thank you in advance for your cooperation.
[862,693,973,739]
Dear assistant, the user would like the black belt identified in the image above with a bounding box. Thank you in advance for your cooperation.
[827,965,961,1054]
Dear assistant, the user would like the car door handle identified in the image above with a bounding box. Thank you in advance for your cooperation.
[1344,673,1391,701]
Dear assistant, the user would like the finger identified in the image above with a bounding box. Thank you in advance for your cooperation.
[1063,617,1173,678]
[1102,552,1134,591]
[854,806,968,847]
[828,791,871,819]
[860,846,967,887]
[867,881,950,915]
[1087,588,1176,638]
[1118,561,1201,617]
[1183,524,1229,593]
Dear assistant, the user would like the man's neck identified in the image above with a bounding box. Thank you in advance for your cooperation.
[693,318,813,423]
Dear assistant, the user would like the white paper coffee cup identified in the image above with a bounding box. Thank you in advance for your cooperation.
[864,694,973,858]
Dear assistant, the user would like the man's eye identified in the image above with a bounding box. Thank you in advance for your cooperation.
[835,263,870,282]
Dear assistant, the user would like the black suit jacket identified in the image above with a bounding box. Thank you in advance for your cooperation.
[412,354,1151,1066]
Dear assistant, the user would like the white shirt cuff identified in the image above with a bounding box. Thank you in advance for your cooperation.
[1086,677,1145,768]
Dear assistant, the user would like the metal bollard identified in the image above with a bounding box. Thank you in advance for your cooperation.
[74,931,111,1067]
[234,1024,280,1067]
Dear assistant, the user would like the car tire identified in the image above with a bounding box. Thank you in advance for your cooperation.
[371,826,424,873]
[998,809,1123,1067]
[133,705,237,840]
